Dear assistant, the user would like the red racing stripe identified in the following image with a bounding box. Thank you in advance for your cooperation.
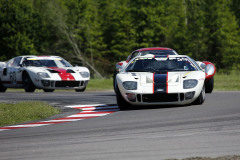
[153,73,155,94]
[50,68,75,81]
[166,72,168,93]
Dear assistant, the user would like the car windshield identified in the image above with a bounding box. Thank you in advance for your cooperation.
[140,50,177,56]
[125,57,198,73]
[22,58,72,68]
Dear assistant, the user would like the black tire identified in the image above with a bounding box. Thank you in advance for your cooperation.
[113,71,118,94]
[0,79,7,92]
[193,85,205,105]
[22,72,36,92]
[115,85,131,110]
[205,77,214,93]
[43,89,55,92]
[75,87,86,92]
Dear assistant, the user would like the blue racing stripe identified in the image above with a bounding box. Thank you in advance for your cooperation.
[154,74,167,93]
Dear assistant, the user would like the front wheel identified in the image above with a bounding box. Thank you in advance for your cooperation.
[23,72,36,92]
[193,85,205,105]
[113,71,118,94]
[115,85,131,110]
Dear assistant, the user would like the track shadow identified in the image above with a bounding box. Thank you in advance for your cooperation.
[114,103,191,111]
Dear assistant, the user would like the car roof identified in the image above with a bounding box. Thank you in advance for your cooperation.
[17,55,61,59]
[133,55,189,59]
[134,47,173,52]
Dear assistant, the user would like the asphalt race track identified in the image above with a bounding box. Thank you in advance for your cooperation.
[0,91,240,160]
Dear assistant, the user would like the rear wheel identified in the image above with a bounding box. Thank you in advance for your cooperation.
[43,89,55,92]
[115,85,131,110]
[205,77,214,93]
[22,72,36,92]
[193,85,205,105]
[0,79,7,92]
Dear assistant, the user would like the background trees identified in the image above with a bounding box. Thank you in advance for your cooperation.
[0,0,240,76]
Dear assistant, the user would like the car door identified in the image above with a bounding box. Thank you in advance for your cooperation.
[1,58,14,87]
[4,57,23,87]
[11,57,24,87]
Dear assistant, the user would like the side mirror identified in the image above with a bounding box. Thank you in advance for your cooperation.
[200,63,206,70]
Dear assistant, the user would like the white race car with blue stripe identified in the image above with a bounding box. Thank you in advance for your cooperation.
[114,47,215,94]
[115,55,206,110]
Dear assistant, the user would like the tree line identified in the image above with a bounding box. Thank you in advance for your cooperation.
[0,0,240,77]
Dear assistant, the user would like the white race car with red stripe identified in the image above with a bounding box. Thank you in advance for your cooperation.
[0,56,90,92]
[115,55,206,110]
[114,47,216,93]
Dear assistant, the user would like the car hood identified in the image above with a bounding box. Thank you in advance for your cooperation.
[25,66,89,73]
[117,71,205,86]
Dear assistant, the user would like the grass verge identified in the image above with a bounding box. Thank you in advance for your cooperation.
[86,78,113,91]
[214,73,240,91]
[0,101,60,126]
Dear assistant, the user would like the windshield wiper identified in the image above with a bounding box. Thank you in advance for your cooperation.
[127,69,145,72]
[127,69,154,73]
[170,69,189,71]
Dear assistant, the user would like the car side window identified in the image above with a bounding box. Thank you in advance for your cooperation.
[12,57,22,67]
[128,52,139,62]
[6,59,14,67]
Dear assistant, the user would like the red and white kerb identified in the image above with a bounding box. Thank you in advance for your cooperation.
[0,104,119,132]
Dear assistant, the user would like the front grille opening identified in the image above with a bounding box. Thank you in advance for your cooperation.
[142,93,178,102]
[80,81,84,86]
[55,81,80,87]
[137,94,141,102]
[180,93,184,101]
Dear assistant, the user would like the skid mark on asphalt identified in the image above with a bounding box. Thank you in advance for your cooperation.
[0,104,119,132]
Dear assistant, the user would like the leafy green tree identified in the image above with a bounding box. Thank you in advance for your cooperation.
[231,0,240,27]
[204,0,240,71]
[0,0,37,60]
[97,0,137,74]
[0,0,239,74]
[184,0,209,59]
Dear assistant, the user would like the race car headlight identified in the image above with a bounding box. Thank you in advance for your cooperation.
[37,72,50,78]
[79,72,90,78]
[183,79,198,89]
[122,81,137,90]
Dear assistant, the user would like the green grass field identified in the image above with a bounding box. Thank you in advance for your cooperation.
[0,101,60,126]
[86,78,113,91]
[214,73,240,91]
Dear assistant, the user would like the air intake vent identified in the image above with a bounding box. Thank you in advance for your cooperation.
[67,69,75,73]
[47,69,59,73]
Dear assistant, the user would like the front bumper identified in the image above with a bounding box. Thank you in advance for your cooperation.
[124,92,196,106]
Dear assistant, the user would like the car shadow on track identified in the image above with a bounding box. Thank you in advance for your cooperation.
[112,103,192,111]
[130,105,190,111]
